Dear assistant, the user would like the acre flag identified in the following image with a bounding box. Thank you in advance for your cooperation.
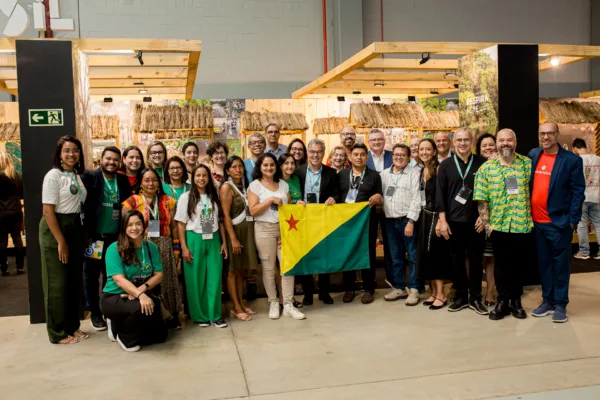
[278,202,370,276]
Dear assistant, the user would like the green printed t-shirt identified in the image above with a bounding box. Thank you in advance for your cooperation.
[473,153,533,234]
[286,175,302,204]
[96,178,120,235]
[162,182,191,201]
[103,241,163,295]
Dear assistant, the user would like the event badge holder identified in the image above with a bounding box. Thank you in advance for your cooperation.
[453,155,474,205]
[200,197,214,240]
[506,176,519,195]
[385,186,396,201]
[145,195,161,238]
[67,171,85,225]
[103,174,120,220]
[346,169,365,204]
[306,168,322,204]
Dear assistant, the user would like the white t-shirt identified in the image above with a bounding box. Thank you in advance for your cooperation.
[175,192,219,234]
[42,168,87,214]
[581,154,600,204]
[248,179,289,223]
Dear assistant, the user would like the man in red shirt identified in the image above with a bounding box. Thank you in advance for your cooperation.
[528,122,585,323]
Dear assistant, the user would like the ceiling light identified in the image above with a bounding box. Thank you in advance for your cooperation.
[103,97,113,103]
[137,50,144,66]
[372,96,381,101]
[408,96,417,103]
[352,89,362,95]
[419,52,431,65]
[337,96,345,102]
[143,97,152,102]
[133,80,144,86]
[138,89,148,94]
[444,69,458,78]
[550,56,560,67]
[430,89,440,95]
[374,80,384,87]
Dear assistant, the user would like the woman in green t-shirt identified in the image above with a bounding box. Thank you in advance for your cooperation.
[279,153,302,204]
[162,156,191,201]
[100,210,167,352]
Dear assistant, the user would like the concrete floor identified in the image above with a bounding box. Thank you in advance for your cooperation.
[1,273,600,400]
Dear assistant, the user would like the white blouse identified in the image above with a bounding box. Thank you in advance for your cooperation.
[175,192,219,234]
[42,168,87,214]
[248,179,289,223]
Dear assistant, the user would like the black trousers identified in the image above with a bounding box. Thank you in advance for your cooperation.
[449,221,485,301]
[343,214,378,293]
[491,231,527,301]
[0,213,24,271]
[301,273,331,297]
[100,293,167,348]
[84,234,118,318]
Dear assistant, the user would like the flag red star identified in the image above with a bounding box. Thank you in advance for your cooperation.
[285,213,300,231]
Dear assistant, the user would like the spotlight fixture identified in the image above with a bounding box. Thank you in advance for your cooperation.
[419,52,431,65]
[444,69,458,78]
[372,96,381,102]
[143,97,152,102]
[103,97,113,103]
[138,89,148,94]
[337,96,346,102]
[454,83,459,89]
[374,80,385,87]
[550,56,560,67]
[137,50,144,66]
[408,96,417,103]
[133,79,144,86]
[352,89,362,95]
[430,89,440,95]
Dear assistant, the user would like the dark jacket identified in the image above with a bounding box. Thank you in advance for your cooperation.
[528,147,585,228]
[294,164,339,203]
[0,172,22,219]
[81,168,132,236]
[366,150,393,172]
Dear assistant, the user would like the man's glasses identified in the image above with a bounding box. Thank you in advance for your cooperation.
[249,141,264,146]
[308,150,324,156]
[539,131,557,136]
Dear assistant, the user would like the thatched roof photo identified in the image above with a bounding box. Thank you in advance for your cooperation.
[132,103,214,132]
[350,103,429,128]
[241,112,309,131]
[313,117,349,135]
[0,123,19,141]
[539,100,600,124]
[424,110,460,130]
[92,115,120,140]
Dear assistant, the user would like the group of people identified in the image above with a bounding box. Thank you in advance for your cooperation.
[36,120,587,352]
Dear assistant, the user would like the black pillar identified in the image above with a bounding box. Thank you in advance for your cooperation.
[16,40,77,324]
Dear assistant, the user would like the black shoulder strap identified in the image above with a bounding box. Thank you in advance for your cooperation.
[144,241,155,274]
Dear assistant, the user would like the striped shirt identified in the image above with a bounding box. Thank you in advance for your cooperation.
[473,153,533,234]
[380,166,421,221]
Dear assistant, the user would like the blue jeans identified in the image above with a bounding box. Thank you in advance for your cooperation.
[385,218,418,290]
[577,202,600,256]
[534,222,573,307]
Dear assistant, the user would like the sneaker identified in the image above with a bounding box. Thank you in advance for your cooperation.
[405,288,420,306]
[269,301,280,320]
[283,303,306,320]
[106,318,116,342]
[594,254,600,260]
[552,306,568,323]
[574,252,590,260]
[532,301,555,317]
[116,335,141,352]
[469,299,490,315]
[448,297,469,312]
[212,318,228,328]
[198,321,211,327]
[91,316,107,331]
[384,288,408,302]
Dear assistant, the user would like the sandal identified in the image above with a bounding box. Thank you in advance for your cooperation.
[292,298,303,309]
[429,297,448,310]
[244,307,257,315]
[73,329,90,340]
[230,310,252,321]
[58,335,79,344]
[423,296,436,306]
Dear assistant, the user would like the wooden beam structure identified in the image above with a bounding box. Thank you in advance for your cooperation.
[580,89,600,98]
[293,41,600,99]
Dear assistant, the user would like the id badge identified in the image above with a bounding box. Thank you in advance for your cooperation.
[112,203,120,220]
[148,220,160,238]
[385,186,396,200]
[201,220,213,240]
[306,193,317,204]
[345,188,358,204]
[245,205,253,222]
[454,185,473,205]
[79,202,85,225]
[505,177,519,195]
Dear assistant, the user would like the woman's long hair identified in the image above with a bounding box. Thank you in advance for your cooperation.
[117,210,147,265]
[416,138,439,180]
[146,141,168,169]
[163,156,189,185]
[251,153,282,182]
[188,164,220,220]
[139,168,166,198]
[0,151,20,181]
[222,156,248,189]
[288,138,307,165]
[52,135,85,174]
[120,146,146,194]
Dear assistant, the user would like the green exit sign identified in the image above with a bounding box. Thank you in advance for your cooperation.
[28,109,64,127]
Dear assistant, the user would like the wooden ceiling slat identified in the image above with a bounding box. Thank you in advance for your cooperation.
[313,87,457,95]
[90,78,187,88]
[326,80,457,90]
[342,71,458,81]
[362,59,460,70]
[87,55,189,67]
[90,87,186,95]
[89,67,188,79]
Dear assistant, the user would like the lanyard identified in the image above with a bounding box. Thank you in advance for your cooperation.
[350,169,366,189]
[169,182,189,199]
[199,194,212,215]
[66,171,83,198]
[103,174,119,200]
[307,166,322,192]
[227,179,247,201]
[143,195,159,220]
[390,168,405,187]
[453,154,474,183]
[138,243,148,267]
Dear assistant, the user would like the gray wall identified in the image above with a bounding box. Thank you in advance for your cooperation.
[362,0,592,98]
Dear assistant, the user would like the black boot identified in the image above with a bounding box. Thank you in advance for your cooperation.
[510,298,527,319]
[246,283,257,301]
[489,300,510,320]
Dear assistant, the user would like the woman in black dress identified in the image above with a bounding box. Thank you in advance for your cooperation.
[0,152,24,275]
[416,138,451,310]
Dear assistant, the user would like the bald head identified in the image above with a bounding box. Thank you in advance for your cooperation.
[539,122,560,153]
[497,129,517,158]
[434,131,450,156]
[340,126,356,149]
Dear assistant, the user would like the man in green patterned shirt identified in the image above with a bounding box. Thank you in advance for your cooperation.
[473,129,533,321]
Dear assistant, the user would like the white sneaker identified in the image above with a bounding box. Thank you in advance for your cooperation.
[283,303,306,320]
[405,288,420,306]
[384,288,408,301]
[116,335,141,352]
[594,254,600,260]
[574,252,590,260]
[106,318,116,342]
[269,301,280,320]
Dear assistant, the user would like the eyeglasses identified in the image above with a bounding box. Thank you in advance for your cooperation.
[539,131,557,136]
[454,138,472,144]
[214,151,227,156]
[369,138,385,142]
[168,166,183,171]
[393,154,409,158]
[290,148,304,153]
[308,150,324,156]
[150,151,164,156]
[249,141,264,146]
[62,148,81,154]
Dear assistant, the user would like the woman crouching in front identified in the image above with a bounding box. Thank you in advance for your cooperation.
[100,210,167,352]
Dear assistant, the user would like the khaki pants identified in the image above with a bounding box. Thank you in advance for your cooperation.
[254,221,294,305]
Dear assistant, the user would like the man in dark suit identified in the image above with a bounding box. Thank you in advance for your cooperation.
[529,122,585,323]
[81,146,132,331]
[295,138,339,305]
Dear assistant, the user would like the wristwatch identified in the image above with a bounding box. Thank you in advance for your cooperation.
[144,283,150,290]
[408,218,415,224]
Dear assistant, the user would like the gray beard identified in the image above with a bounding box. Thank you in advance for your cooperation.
[501,148,514,157]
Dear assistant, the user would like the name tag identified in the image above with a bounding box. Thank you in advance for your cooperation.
[454,185,472,205]
[306,193,317,204]
[202,220,213,240]
[505,177,519,195]
[245,205,253,222]
[112,203,120,220]
[148,220,160,238]
[345,188,358,204]
[385,186,396,200]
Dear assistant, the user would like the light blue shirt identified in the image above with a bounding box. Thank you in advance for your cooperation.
[264,144,287,159]
[244,158,255,183]
[304,165,323,203]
